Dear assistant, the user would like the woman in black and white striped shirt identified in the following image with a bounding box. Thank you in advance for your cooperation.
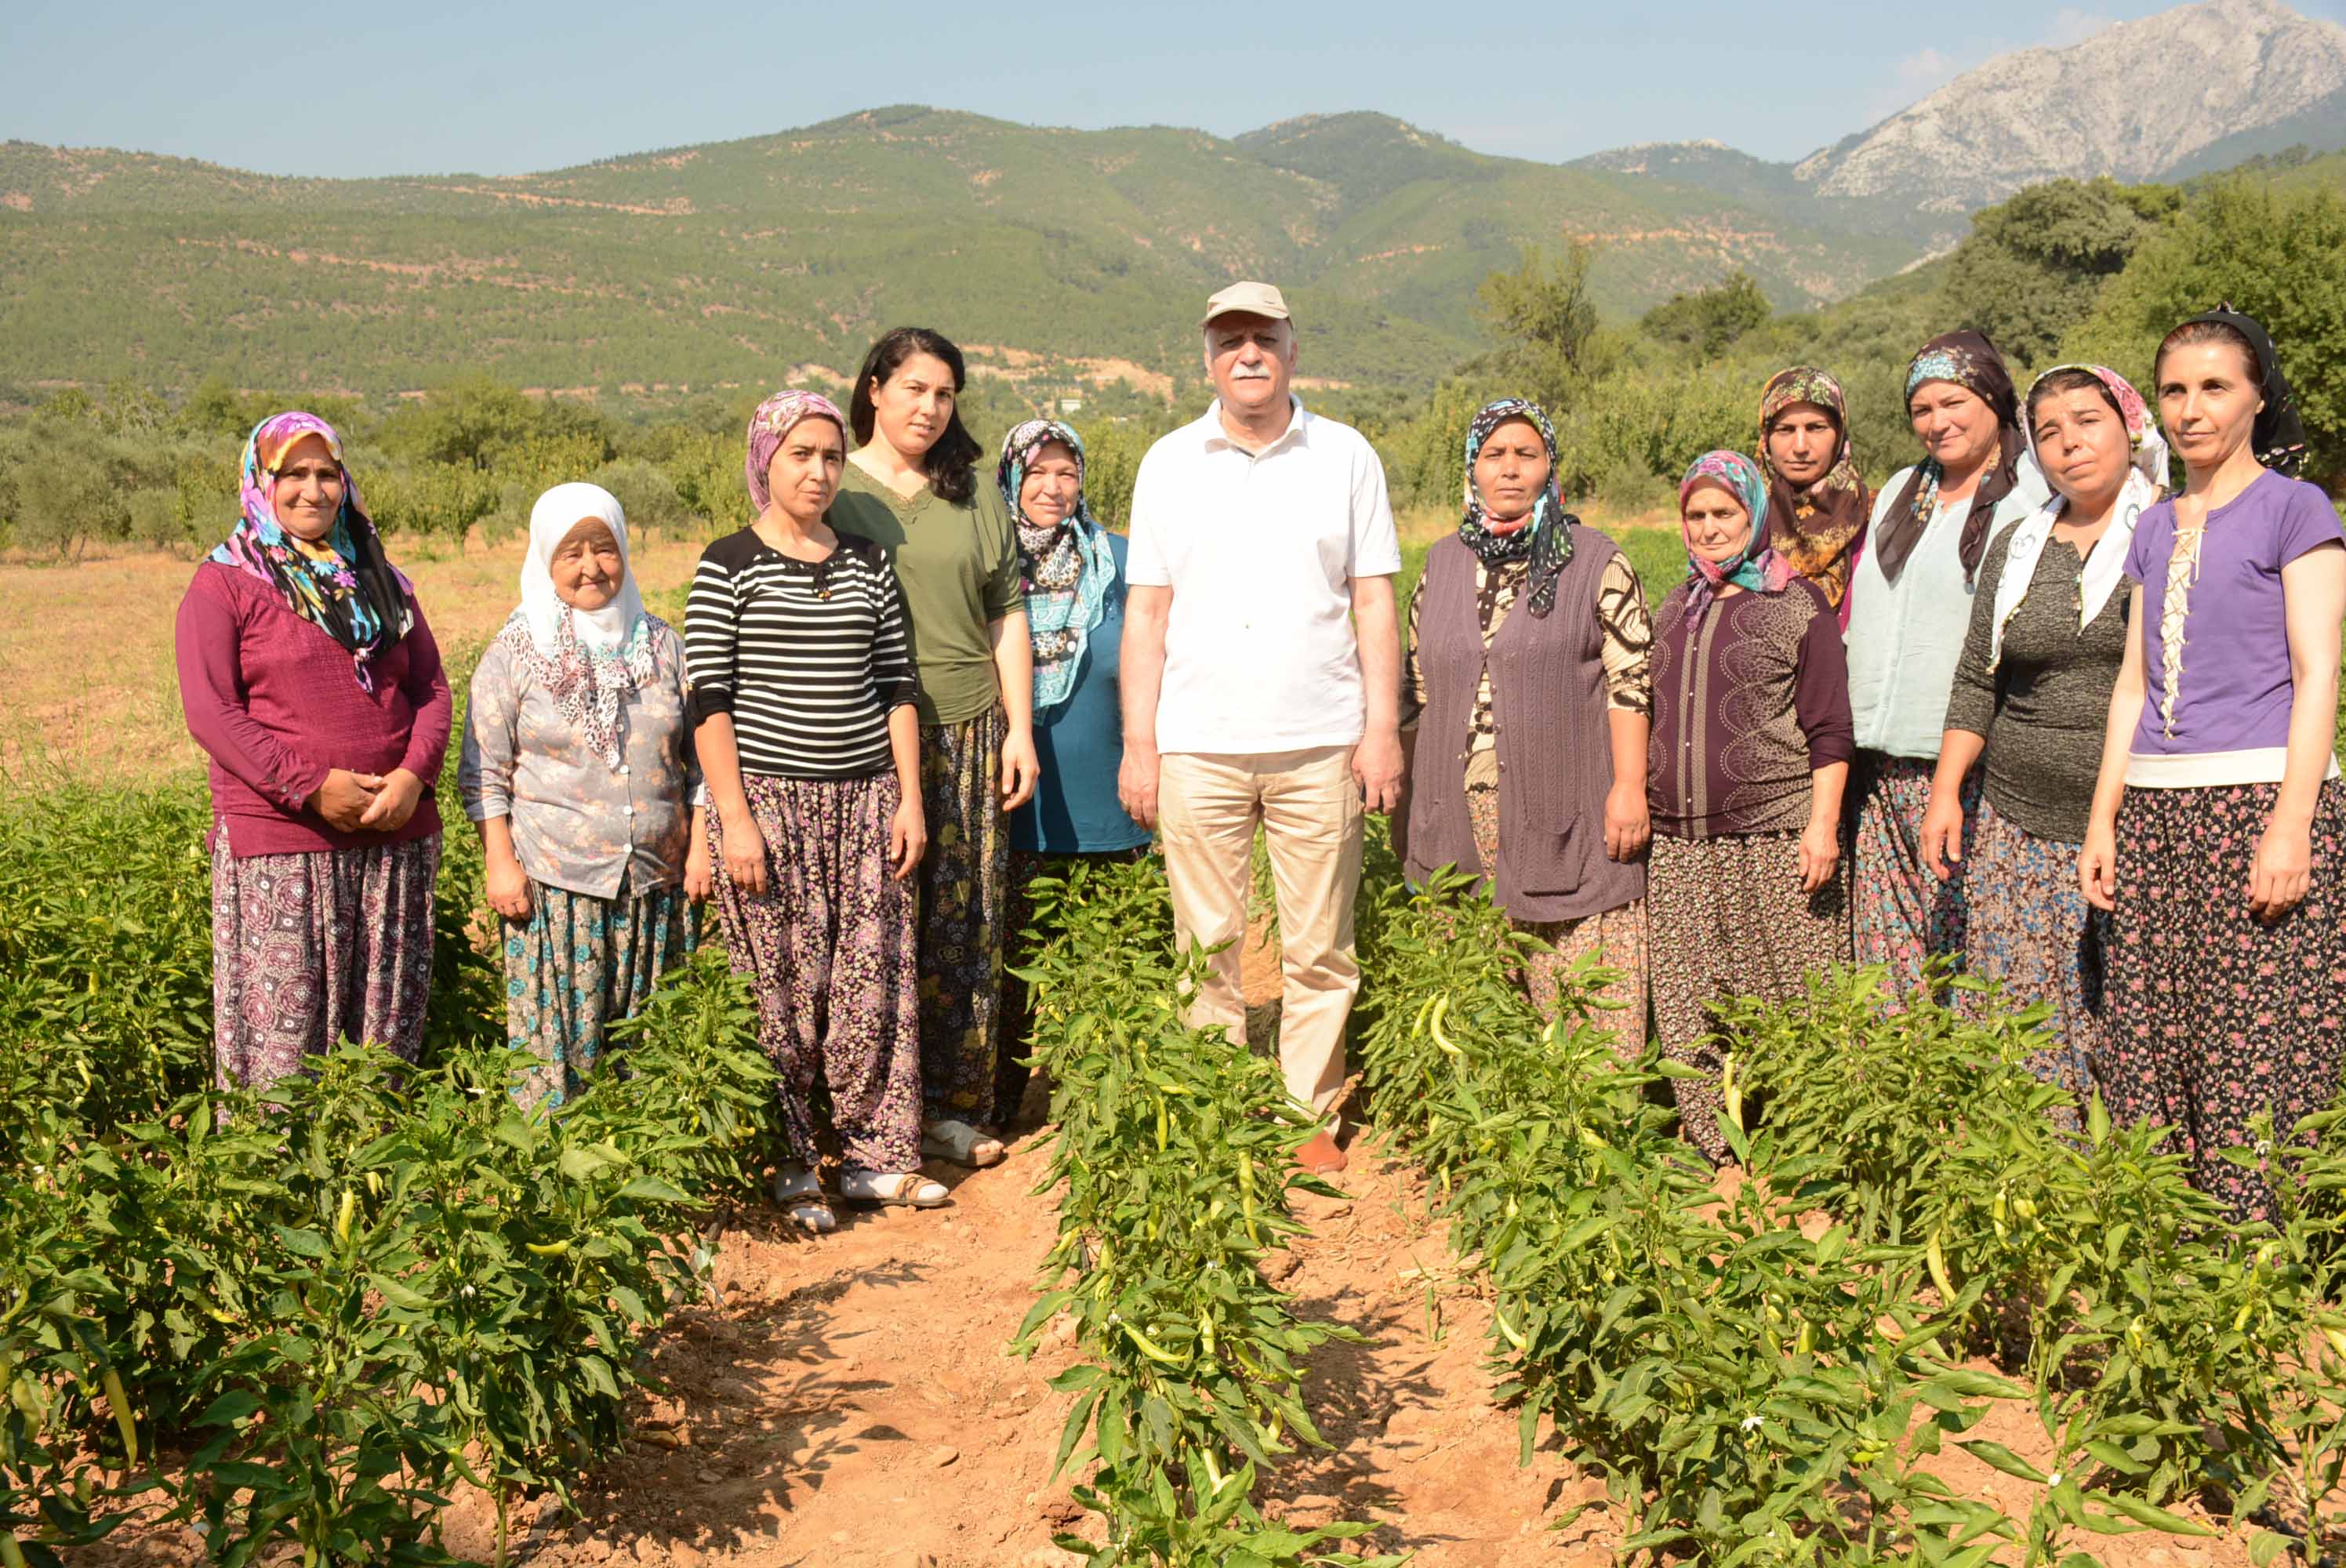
[689,388,944,1229]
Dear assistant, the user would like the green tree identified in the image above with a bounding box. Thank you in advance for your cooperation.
[1941,177,2172,365]
[1640,272,1771,361]
[2068,176,2346,488]
[378,376,541,469]
[1473,242,1615,410]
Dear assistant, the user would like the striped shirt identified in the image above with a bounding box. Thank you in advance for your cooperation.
[685,529,919,779]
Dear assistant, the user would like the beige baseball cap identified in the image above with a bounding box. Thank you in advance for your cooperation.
[1200,281,1291,328]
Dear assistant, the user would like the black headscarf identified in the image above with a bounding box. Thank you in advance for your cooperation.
[2174,303,2309,476]
[1879,330,2028,586]
[1457,397,1577,618]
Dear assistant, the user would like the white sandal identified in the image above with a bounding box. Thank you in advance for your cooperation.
[839,1168,951,1209]
[921,1118,1005,1169]
[771,1167,836,1233]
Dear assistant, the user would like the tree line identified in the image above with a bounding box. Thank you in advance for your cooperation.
[2,169,2339,561]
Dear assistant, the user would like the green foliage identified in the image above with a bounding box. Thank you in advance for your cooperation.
[1640,271,1771,361]
[0,758,778,1563]
[1941,178,2169,365]
[0,110,1917,400]
[2068,176,2346,488]
[1010,856,1403,1566]
[1350,856,2346,1565]
[1470,243,1615,413]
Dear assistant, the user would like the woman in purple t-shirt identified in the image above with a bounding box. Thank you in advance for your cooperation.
[2079,307,2345,1221]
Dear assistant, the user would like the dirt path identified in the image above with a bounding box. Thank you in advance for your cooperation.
[427,1143,1603,1568]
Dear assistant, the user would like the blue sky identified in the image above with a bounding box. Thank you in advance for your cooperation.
[7,0,2344,177]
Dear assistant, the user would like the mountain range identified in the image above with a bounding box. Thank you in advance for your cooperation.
[1582,0,2346,245]
[2,0,2341,401]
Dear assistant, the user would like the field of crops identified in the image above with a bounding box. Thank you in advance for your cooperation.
[1000,840,2346,1566]
[4,532,2343,1565]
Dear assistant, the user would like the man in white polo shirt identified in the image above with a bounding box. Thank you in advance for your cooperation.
[1117,281,1404,1174]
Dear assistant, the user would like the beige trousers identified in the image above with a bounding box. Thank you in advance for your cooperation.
[1157,746,1364,1116]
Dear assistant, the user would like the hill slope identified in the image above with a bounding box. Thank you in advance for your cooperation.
[0,108,1908,400]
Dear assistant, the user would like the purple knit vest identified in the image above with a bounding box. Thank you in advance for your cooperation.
[1403,532,1645,924]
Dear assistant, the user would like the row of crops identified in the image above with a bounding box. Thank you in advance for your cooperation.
[11,763,2346,1566]
[1011,835,2346,1566]
[0,782,783,1564]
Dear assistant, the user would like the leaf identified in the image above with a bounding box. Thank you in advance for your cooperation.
[273,1225,329,1258]
[1924,1367,2028,1400]
[1053,1387,1100,1478]
[365,1273,433,1311]
[2098,1493,2217,1537]
[194,1389,263,1428]
[1958,1440,2048,1484]
[2081,1438,2148,1475]
[617,1174,692,1203]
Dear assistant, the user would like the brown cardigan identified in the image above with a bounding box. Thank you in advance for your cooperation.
[1403,532,1645,924]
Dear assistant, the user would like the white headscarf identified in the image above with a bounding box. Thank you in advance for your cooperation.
[1988,365,2169,669]
[495,482,658,768]
[522,482,643,656]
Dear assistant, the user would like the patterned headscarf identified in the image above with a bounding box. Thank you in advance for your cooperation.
[745,389,848,513]
[1678,450,1792,626]
[1986,365,2166,670]
[209,412,412,691]
[2172,303,2309,476]
[1756,367,1870,613]
[997,419,1116,712]
[1879,331,2033,586]
[494,482,662,768]
[1457,398,1576,618]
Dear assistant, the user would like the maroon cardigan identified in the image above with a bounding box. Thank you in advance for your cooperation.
[175,562,452,857]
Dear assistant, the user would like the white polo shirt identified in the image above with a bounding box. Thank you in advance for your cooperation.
[1126,398,1401,754]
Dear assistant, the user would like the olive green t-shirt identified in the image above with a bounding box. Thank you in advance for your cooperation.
[830,461,1023,727]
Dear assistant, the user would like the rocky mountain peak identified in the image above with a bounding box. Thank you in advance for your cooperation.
[1794,0,2346,211]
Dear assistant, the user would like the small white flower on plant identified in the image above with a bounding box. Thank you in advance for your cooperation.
[2046,1472,2064,1487]
[1741,1414,1764,1432]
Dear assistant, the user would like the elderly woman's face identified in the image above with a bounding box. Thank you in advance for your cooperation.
[1471,417,1551,524]
[1766,401,1839,488]
[1682,479,1752,565]
[1908,381,2002,475]
[1018,441,1081,528]
[270,433,345,543]
[550,519,625,612]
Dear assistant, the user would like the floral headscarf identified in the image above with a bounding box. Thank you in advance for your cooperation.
[209,412,412,691]
[1983,365,2166,671]
[998,419,1115,712]
[1879,331,2033,586]
[1756,367,1870,614]
[1457,397,1576,618]
[1678,449,1792,626]
[493,482,661,768]
[745,389,847,513]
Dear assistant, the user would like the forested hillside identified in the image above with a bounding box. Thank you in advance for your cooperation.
[8,156,2341,574]
[0,108,1910,401]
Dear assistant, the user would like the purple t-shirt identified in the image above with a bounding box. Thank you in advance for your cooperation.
[2123,470,2343,760]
